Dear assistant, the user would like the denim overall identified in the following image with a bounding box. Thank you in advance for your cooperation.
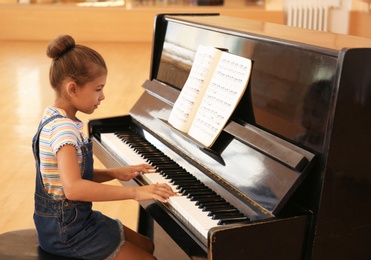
[32,115,124,260]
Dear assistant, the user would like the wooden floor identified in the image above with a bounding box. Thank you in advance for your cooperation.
[0,40,152,234]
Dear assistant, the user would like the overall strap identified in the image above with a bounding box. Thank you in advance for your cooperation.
[32,115,64,162]
[32,114,65,192]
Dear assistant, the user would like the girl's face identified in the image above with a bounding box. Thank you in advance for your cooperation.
[75,73,106,115]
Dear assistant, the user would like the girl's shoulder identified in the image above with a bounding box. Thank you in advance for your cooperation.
[40,107,85,151]
[41,107,82,134]
[42,106,68,121]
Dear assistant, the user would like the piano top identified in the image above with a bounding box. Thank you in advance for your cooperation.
[166,15,371,51]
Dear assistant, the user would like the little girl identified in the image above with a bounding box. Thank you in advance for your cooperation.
[32,35,176,260]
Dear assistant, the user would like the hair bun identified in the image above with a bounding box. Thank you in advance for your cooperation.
[46,35,76,60]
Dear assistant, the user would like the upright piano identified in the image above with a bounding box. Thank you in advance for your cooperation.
[89,14,371,259]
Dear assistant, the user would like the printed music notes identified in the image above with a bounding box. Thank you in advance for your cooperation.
[168,45,252,147]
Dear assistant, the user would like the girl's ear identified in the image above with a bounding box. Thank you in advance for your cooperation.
[66,81,78,98]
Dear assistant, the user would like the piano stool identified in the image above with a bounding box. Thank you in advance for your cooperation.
[0,229,76,260]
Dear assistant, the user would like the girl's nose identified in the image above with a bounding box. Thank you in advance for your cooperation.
[100,91,105,101]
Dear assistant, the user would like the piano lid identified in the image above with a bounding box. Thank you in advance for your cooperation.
[129,14,364,215]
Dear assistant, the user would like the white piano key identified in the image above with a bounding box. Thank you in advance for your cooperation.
[101,133,147,165]
[168,196,219,238]
[142,172,220,239]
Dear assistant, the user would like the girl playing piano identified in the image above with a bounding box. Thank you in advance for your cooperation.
[32,35,176,260]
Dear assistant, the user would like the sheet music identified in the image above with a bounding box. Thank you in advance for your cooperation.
[168,45,252,147]
[188,52,252,147]
[168,45,223,133]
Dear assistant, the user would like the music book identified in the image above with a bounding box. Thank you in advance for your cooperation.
[168,45,252,147]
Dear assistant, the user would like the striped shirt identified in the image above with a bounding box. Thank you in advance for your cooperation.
[39,107,87,200]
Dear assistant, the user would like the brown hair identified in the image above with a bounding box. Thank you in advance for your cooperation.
[46,35,107,94]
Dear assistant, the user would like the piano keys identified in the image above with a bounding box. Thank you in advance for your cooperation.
[89,14,371,259]
[100,131,251,245]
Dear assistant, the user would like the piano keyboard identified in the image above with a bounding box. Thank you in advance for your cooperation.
[101,131,250,242]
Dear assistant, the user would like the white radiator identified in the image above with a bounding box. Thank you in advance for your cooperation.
[286,0,341,32]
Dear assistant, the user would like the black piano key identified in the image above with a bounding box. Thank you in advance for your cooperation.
[149,161,174,165]
[156,168,181,173]
[205,206,236,213]
[187,190,216,196]
[149,158,173,163]
[116,134,143,141]
[170,176,199,182]
[197,201,228,207]
[131,143,155,148]
[194,196,224,204]
[217,216,251,225]
[211,211,245,220]
[179,187,210,195]
[178,182,205,187]
[177,183,205,190]
[167,169,191,174]
[161,172,189,178]
[127,141,149,147]
[172,179,202,185]
[168,177,198,182]
[145,156,171,161]
[182,190,206,196]
[141,153,167,158]
[162,172,190,177]
[187,193,218,200]
[155,163,182,169]
[201,203,234,211]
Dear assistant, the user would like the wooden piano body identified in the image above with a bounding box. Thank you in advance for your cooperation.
[89,14,371,259]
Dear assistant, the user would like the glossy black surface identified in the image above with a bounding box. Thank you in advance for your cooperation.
[130,83,313,215]
[156,19,335,154]
[89,14,371,260]
[145,14,321,215]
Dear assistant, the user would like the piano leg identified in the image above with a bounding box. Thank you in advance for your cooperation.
[137,206,154,239]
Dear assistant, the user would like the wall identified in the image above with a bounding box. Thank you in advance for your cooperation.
[349,11,371,38]
[0,0,370,42]
[0,5,284,42]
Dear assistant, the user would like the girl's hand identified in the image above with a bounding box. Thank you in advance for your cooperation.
[133,183,177,203]
[112,164,155,181]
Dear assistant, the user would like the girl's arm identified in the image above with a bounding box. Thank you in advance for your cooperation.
[57,145,176,202]
[93,164,155,183]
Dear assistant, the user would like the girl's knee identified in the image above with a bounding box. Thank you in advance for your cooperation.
[114,239,156,260]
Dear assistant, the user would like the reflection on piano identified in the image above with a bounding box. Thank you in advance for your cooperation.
[89,14,371,259]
